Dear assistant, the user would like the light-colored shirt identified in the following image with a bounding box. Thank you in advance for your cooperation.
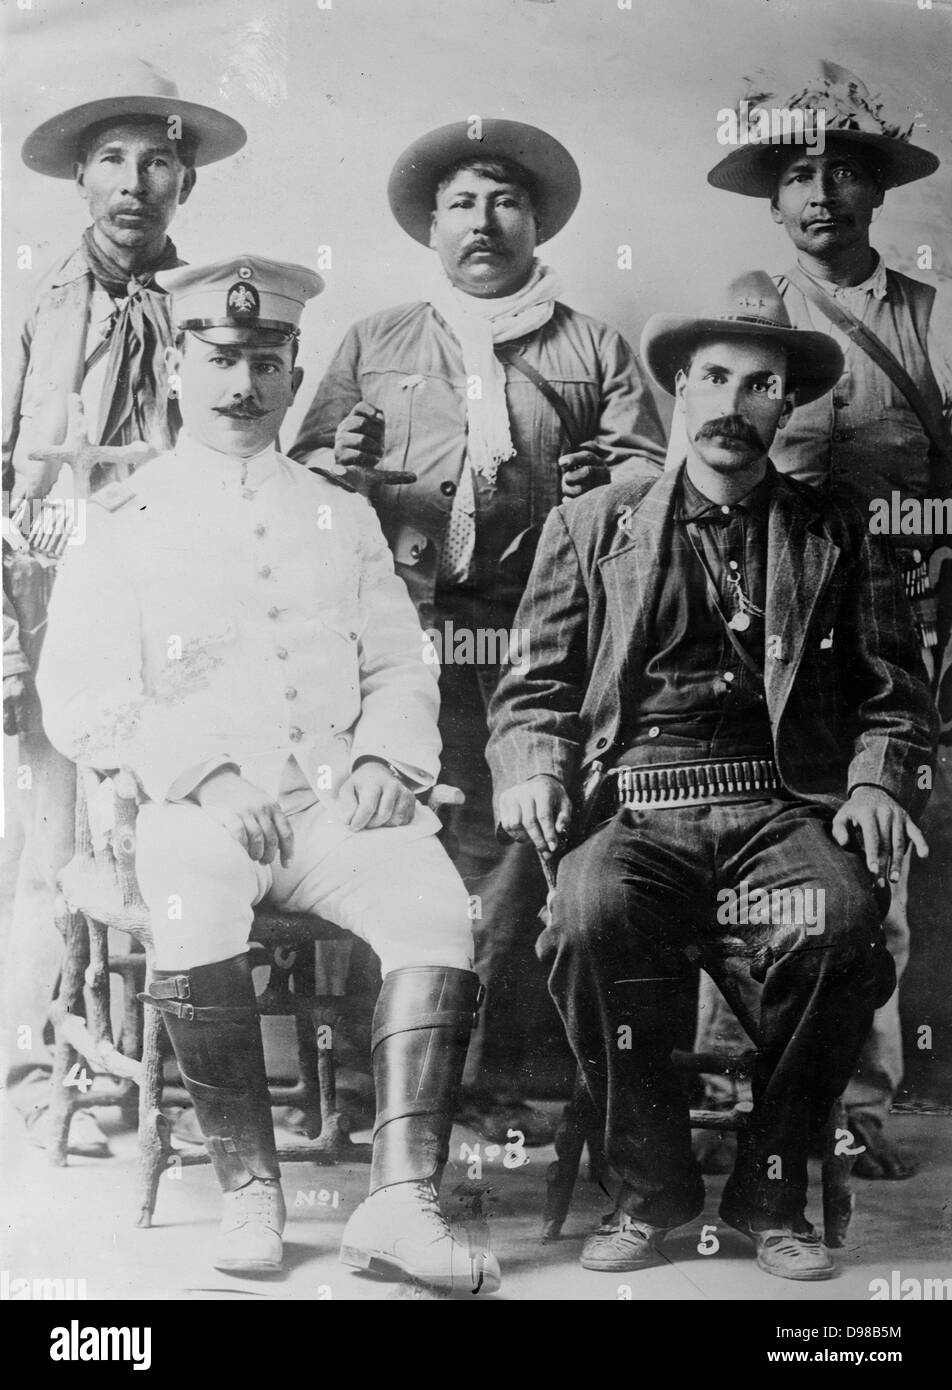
[39,433,442,809]
[79,282,121,444]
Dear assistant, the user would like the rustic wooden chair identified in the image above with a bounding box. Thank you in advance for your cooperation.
[49,765,462,1228]
[541,1051,857,1249]
[532,859,859,1249]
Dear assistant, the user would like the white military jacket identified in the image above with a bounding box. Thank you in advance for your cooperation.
[40,434,442,807]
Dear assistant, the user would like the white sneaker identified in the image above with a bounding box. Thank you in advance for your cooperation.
[214,1179,286,1273]
[340,1181,501,1294]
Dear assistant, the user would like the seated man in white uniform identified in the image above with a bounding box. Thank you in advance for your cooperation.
[39,255,500,1294]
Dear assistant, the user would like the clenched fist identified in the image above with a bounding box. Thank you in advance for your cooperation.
[559,447,611,499]
[334,401,385,471]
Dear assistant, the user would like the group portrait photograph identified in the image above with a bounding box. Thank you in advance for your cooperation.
[1,0,951,1333]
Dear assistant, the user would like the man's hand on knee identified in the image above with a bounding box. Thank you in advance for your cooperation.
[498,775,572,855]
[832,786,928,886]
[191,769,295,867]
[336,759,416,831]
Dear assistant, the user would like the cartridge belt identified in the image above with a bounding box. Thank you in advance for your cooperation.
[610,756,783,808]
[897,549,937,650]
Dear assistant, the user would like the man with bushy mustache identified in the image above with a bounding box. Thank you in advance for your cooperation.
[488,271,936,1281]
[697,64,952,1178]
[40,255,501,1294]
[291,119,665,1143]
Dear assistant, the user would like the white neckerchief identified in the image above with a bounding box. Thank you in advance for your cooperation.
[428,259,562,484]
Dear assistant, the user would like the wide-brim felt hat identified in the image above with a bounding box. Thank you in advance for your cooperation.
[707,62,939,197]
[708,130,939,198]
[388,118,581,244]
[22,58,247,177]
[640,270,845,406]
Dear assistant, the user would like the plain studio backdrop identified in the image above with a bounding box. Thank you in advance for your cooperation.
[2,3,952,1304]
[2,0,951,451]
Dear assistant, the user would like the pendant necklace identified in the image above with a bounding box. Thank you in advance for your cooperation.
[726,569,764,631]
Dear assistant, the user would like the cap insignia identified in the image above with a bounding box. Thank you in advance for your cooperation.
[227,282,259,319]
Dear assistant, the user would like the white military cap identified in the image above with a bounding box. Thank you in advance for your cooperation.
[156,255,324,342]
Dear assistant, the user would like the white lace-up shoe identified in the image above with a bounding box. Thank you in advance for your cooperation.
[214,1178,286,1273]
[340,1180,501,1294]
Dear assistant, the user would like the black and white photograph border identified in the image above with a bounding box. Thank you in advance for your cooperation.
[1,0,951,1310]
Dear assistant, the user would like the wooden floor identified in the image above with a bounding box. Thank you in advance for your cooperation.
[1,1106,950,1302]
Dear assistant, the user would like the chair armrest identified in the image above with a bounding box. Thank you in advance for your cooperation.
[424,783,464,822]
[113,767,146,906]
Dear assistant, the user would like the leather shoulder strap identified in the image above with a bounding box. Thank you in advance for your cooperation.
[786,266,951,475]
[497,348,583,452]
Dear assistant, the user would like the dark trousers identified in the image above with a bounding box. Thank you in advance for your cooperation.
[543,766,895,1227]
[432,594,552,1092]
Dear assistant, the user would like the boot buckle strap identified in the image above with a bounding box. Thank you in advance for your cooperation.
[146,973,191,1001]
[371,1008,476,1053]
[372,1098,438,1140]
[207,1135,240,1158]
[137,993,257,1023]
[138,991,195,1020]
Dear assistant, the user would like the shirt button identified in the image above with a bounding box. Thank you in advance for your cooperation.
[596,737,608,749]
[728,560,739,571]
[267,607,280,620]
[285,686,298,700]
[253,523,267,537]
[258,565,272,578]
[440,481,457,497]
[276,647,288,660]
[289,726,303,742]
[349,631,358,641]
[720,505,731,515]
[723,671,735,683]
[648,725,660,738]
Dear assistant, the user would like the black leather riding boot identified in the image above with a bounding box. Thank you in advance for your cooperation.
[369,965,482,1193]
[340,966,501,1292]
[141,953,280,1191]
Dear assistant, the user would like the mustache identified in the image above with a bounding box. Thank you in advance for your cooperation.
[463,238,504,258]
[694,415,763,448]
[214,404,271,420]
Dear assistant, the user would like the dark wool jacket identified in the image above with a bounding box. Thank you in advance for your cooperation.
[487,464,938,827]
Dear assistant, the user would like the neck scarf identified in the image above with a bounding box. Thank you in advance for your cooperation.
[81,227,183,449]
[428,259,562,484]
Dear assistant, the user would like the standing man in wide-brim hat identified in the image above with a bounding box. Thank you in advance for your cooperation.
[488,269,936,1280]
[693,64,952,1180]
[291,117,666,1144]
[2,58,246,1160]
